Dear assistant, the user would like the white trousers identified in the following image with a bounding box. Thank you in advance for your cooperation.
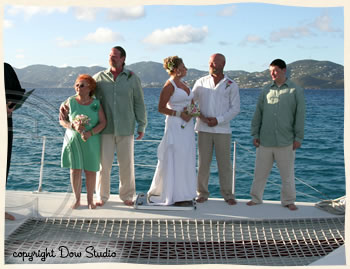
[250,145,296,206]
[96,134,135,202]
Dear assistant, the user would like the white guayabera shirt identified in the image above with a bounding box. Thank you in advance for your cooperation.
[192,74,240,134]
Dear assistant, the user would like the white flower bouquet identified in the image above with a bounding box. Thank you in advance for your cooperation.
[72,114,90,141]
[181,102,200,129]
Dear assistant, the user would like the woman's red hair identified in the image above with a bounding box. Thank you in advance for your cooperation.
[75,74,97,96]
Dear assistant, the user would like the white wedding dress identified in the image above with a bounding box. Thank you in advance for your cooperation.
[147,79,197,205]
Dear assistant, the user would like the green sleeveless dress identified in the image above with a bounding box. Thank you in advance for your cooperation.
[61,96,101,172]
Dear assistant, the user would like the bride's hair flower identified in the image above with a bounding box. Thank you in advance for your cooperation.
[167,61,175,72]
[163,56,183,75]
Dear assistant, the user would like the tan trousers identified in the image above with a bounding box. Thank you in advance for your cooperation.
[197,132,234,201]
[250,145,296,206]
[96,134,135,202]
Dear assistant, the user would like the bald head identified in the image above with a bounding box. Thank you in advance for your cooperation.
[212,53,225,64]
[209,53,226,76]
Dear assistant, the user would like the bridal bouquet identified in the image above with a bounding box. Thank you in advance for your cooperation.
[186,103,200,117]
[72,114,90,141]
[181,103,200,129]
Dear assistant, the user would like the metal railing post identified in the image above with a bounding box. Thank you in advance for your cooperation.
[232,141,236,195]
[37,136,46,192]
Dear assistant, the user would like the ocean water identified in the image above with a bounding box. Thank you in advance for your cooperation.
[7,87,345,203]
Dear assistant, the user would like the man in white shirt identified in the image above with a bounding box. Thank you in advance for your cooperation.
[193,53,240,205]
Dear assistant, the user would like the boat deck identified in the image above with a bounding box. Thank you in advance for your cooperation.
[5,190,340,231]
[4,190,345,266]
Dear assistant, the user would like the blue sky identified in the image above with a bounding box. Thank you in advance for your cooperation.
[3,3,344,72]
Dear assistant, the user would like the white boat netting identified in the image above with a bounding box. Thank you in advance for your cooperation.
[5,217,344,265]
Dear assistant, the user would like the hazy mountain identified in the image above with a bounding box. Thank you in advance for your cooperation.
[14,64,105,89]
[14,59,344,90]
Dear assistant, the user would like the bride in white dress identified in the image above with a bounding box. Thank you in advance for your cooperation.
[147,56,197,205]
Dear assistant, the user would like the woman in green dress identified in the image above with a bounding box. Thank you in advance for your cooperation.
[60,74,106,209]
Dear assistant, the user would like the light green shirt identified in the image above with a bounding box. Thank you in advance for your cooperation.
[251,79,305,147]
[93,68,147,136]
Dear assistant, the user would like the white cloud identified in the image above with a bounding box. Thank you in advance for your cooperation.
[239,35,267,46]
[219,41,232,46]
[297,44,327,50]
[15,54,25,59]
[143,25,208,45]
[4,20,13,28]
[74,7,97,21]
[270,26,313,42]
[108,6,145,21]
[240,12,340,47]
[56,28,124,48]
[196,11,208,17]
[56,37,79,48]
[311,13,341,32]
[217,5,236,17]
[268,13,339,43]
[85,28,124,43]
[7,5,68,19]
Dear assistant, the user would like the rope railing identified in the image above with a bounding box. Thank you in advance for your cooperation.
[9,135,327,201]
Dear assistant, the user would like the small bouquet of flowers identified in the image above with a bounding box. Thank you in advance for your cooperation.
[72,114,90,141]
[72,114,90,126]
[181,102,200,129]
[186,103,200,117]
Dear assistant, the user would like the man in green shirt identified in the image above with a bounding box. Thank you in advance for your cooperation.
[247,59,305,210]
[94,46,147,206]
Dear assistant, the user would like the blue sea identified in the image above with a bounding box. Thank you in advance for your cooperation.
[7,87,345,203]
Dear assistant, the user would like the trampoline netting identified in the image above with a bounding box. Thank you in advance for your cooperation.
[5,217,344,265]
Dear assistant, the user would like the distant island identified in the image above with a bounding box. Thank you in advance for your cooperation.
[14,59,344,90]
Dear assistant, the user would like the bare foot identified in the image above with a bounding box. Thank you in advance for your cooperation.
[96,200,105,207]
[285,204,298,211]
[71,201,81,209]
[196,197,208,203]
[123,200,134,206]
[226,198,237,205]
[5,212,15,221]
[88,203,96,209]
[246,200,258,206]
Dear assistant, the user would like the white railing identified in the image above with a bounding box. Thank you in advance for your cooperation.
[9,135,329,201]
[37,136,46,193]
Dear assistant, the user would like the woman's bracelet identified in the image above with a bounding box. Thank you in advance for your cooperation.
[91,129,95,136]
[173,110,181,117]
[171,110,181,117]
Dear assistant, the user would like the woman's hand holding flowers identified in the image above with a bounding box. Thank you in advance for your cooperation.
[71,114,90,141]
[180,107,192,122]
[72,122,86,133]
[81,131,92,141]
